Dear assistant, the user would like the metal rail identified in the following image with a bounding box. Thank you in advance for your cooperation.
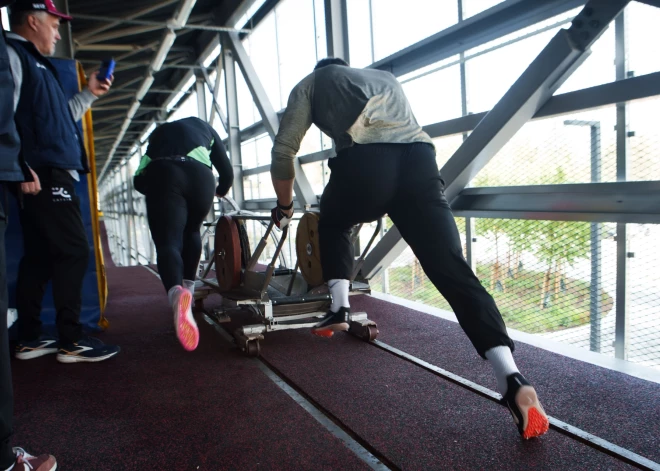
[370,340,660,471]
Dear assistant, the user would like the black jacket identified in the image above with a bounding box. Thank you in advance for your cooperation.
[8,38,89,173]
[0,28,29,183]
[133,117,233,196]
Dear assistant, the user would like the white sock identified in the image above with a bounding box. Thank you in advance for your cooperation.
[183,279,195,296]
[485,346,520,395]
[168,285,182,305]
[328,279,350,312]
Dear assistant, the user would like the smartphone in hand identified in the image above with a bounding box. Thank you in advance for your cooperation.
[97,59,116,81]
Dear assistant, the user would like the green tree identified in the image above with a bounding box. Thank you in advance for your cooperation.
[506,219,536,279]
[532,168,591,308]
[472,174,515,292]
[476,217,509,292]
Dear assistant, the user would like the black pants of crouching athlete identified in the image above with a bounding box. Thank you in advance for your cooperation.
[318,142,514,358]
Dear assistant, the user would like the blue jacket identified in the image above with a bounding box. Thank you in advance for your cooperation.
[7,38,89,173]
[0,29,26,182]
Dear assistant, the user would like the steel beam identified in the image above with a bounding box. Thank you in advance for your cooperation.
[369,0,585,77]
[223,31,318,208]
[240,180,660,222]
[242,149,335,176]
[72,14,251,33]
[614,11,630,361]
[361,0,631,280]
[222,35,245,207]
[76,25,164,45]
[95,93,135,106]
[194,74,217,222]
[450,182,660,223]
[75,0,179,42]
[423,70,660,139]
[324,0,350,61]
[76,44,152,52]
[199,60,229,132]
[238,110,285,142]
[196,74,208,121]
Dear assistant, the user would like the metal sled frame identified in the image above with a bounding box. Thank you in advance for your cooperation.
[194,198,380,356]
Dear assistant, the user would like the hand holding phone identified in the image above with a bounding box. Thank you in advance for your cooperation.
[97,59,115,82]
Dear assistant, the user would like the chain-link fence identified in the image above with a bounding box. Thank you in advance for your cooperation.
[368,218,659,371]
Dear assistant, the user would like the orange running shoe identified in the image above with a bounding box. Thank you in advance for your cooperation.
[311,307,350,338]
[501,373,550,439]
[171,286,199,351]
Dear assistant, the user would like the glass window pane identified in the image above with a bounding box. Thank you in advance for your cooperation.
[627,223,660,369]
[241,138,258,170]
[239,133,274,171]
[255,133,273,167]
[432,134,464,169]
[627,2,660,77]
[236,67,258,129]
[465,29,557,113]
[276,0,319,102]
[302,161,329,195]
[168,90,198,122]
[347,0,373,68]
[371,0,458,61]
[243,174,276,200]
[462,0,505,19]
[473,106,617,186]
[210,71,228,140]
[244,12,282,109]
[629,96,660,181]
[401,62,462,126]
[313,0,327,64]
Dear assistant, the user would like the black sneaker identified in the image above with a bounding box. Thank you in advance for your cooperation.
[56,336,120,364]
[501,373,549,439]
[15,335,59,360]
[311,307,350,338]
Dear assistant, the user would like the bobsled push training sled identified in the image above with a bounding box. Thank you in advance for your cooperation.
[193,197,380,356]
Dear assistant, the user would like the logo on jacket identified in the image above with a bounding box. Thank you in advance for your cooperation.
[36,63,48,70]
[52,187,72,202]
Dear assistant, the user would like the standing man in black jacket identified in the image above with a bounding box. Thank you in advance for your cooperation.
[1,1,58,469]
[7,0,119,363]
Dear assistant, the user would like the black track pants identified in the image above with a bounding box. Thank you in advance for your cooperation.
[16,168,89,345]
[318,143,514,357]
[0,189,14,469]
[145,159,216,293]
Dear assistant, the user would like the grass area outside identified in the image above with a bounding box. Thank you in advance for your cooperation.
[379,262,614,334]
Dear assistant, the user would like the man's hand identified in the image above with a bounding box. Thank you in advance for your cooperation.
[21,168,41,195]
[271,201,294,230]
[87,70,113,97]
